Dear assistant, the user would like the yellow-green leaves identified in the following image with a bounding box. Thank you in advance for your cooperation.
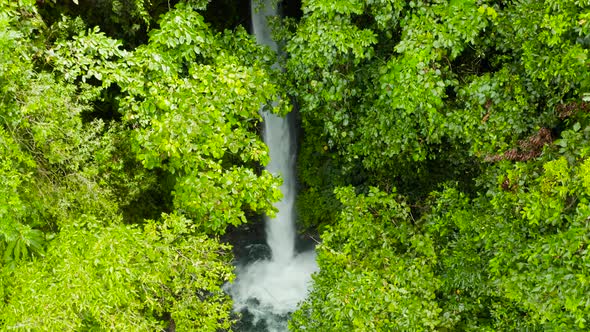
[478,5,498,20]
[303,0,364,16]
[541,157,570,194]
[579,157,590,191]
[1,214,234,331]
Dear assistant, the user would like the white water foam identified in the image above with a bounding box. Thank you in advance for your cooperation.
[230,250,318,326]
[223,1,319,331]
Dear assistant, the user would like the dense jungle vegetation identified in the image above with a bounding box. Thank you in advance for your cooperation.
[1,0,590,330]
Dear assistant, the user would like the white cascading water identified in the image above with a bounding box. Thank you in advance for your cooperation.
[224,1,319,331]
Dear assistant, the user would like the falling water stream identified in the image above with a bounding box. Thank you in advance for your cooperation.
[224,1,319,331]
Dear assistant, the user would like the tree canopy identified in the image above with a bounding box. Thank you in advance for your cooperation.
[289,0,590,330]
[2,0,590,330]
[1,0,283,329]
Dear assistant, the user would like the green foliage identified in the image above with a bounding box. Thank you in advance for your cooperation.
[287,0,492,171]
[39,0,159,46]
[0,127,42,265]
[290,0,590,330]
[0,1,284,330]
[0,0,119,266]
[49,2,286,233]
[422,145,590,330]
[288,0,590,184]
[1,213,234,331]
[4,0,590,329]
[292,187,441,331]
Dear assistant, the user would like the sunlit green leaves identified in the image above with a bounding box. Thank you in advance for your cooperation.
[0,2,285,330]
[1,214,234,331]
[0,130,45,266]
[148,2,215,61]
[50,3,286,233]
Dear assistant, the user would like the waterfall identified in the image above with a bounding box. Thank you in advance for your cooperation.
[224,1,318,331]
[261,110,297,263]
